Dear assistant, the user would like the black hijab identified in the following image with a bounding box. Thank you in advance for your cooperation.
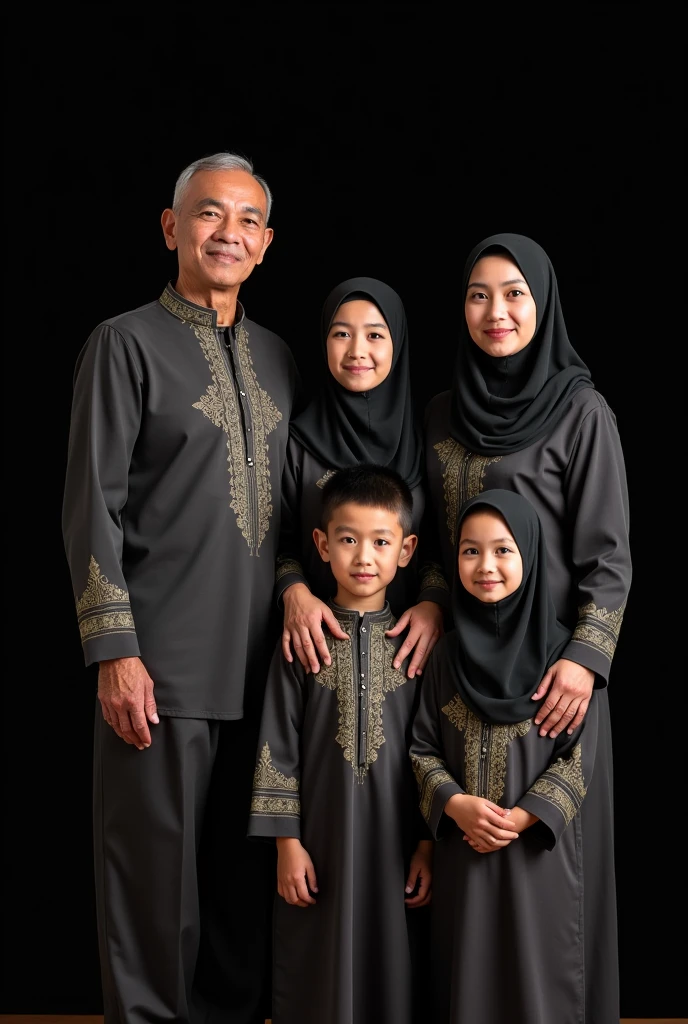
[448,489,571,725]
[289,277,424,488]
[449,233,593,455]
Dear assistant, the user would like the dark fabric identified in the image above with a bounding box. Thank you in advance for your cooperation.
[93,711,273,1024]
[410,646,614,1023]
[63,284,300,717]
[248,603,430,1024]
[448,489,570,724]
[289,277,423,487]
[449,233,593,455]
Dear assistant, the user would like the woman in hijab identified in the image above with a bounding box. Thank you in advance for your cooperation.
[410,489,606,1024]
[424,234,630,1022]
[277,277,449,678]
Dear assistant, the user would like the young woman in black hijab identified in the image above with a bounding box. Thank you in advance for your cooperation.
[410,489,606,1024]
[277,277,449,679]
[423,233,629,1022]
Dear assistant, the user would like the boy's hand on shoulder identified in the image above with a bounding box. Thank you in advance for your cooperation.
[276,837,318,907]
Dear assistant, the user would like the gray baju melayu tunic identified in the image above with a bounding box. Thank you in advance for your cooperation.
[248,602,427,1024]
[275,436,450,616]
[410,639,600,1024]
[62,284,300,1023]
[425,387,630,1023]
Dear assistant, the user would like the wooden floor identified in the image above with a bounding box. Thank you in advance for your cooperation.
[0,1016,685,1023]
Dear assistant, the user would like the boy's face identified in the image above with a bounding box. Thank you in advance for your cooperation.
[313,502,417,611]
[458,510,523,603]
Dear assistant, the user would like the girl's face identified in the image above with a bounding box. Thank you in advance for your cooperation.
[464,255,537,358]
[326,299,394,392]
[458,510,523,603]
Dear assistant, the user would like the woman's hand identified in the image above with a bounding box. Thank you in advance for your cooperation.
[386,600,444,679]
[282,583,349,674]
[531,659,595,737]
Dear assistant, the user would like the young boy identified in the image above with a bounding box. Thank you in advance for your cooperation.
[249,464,433,1024]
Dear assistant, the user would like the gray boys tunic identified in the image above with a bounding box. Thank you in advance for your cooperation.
[248,602,427,1024]
[425,386,630,1023]
[410,638,601,1024]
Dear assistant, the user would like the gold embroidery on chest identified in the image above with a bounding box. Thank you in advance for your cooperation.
[411,754,456,824]
[433,439,502,547]
[316,469,337,489]
[76,556,135,643]
[528,744,586,826]
[315,623,408,782]
[191,322,282,554]
[572,601,626,661]
[442,693,530,804]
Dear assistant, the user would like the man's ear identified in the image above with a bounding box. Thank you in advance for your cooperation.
[397,533,418,568]
[313,527,330,562]
[161,208,178,251]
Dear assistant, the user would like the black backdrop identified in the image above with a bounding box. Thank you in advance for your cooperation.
[3,6,685,1018]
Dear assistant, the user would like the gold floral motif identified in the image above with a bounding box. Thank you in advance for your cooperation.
[253,742,299,791]
[316,469,337,489]
[76,556,135,644]
[442,693,530,804]
[418,562,449,593]
[159,287,214,327]
[572,601,626,661]
[410,754,457,824]
[250,794,300,817]
[528,744,586,826]
[191,321,282,555]
[276,558,304,582]
[433,439,502,547]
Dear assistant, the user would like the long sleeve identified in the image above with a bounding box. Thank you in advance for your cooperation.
[409,650,463,839]
[248,643,306,839]
[275,438,310,604]
[62,325,143,666]
[518,694,599,850]
[414,479,451,614]
[562,397,631,682]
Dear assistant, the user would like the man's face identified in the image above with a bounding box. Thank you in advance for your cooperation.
[161,169,273,295]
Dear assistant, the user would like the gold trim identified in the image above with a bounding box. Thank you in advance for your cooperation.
[528,744,586,826]
[442,693,530,804]
[433,439,501,547]
[251,744,300,818]
[316,469,337,489]
[411,754,456,824]
[276,558,304,582]
[418,562,449,592]
[191,322,282,554]
[76,556,135,643]
[253,742,299,791]
[159,286,215,327]
[250,794,300,817]
[572,601,626,661]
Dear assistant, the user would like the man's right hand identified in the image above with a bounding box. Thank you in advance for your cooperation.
[282,583,349,674]
[98,656,159,749]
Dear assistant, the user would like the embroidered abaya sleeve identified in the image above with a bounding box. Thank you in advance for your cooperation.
[274,437,310,605]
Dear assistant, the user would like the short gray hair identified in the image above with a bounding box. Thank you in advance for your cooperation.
[172,152,273,222]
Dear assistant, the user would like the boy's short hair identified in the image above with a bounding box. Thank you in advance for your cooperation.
[320,465,414,536]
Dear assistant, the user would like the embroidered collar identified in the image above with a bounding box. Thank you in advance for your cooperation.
[159,282,246,329]
[328,600,393,630]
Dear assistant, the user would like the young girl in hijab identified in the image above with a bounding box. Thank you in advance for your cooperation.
[424,234,629,1021]
[410,489,602,1024]
[278,277,449,680]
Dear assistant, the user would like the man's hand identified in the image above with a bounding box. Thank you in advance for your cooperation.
[276,837,318,907]
[282,583,349,674]
[98,656,159,750]
[386,600,444,679]
[404,840,433,907]
[444,793,518,852]
[531,658,595,737]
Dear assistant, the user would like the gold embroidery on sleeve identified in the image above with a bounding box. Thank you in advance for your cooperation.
[276,558,304,582]
[250,743,300,818]
[418,562,450,593]
[316,469,337,489]
[572,601,626,661]
[528,744,587,826]
[191,322,282,555]
[411,754,457,824]
[433,440,502,547]
[76,556,135,644]
[442,694,530,804]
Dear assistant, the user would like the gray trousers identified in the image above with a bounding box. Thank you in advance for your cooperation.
[93,709,274,1023]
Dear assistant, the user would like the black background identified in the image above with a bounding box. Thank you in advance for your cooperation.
[3,5,684,1018]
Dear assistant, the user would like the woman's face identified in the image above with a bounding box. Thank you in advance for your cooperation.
[326,299,394,392]
[464,255,537,357]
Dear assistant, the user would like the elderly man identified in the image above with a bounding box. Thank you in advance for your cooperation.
[62,152,300,1023]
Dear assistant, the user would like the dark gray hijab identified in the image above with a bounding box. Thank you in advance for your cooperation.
[289,277,424,488]
[448,489,571,724]
[449,233,593,455]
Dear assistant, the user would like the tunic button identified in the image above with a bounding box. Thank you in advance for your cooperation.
[360,672,365,678]
[361,626,366,633]
[240,391,246,396]
[247,458,253,465]
[247,426,251,431]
